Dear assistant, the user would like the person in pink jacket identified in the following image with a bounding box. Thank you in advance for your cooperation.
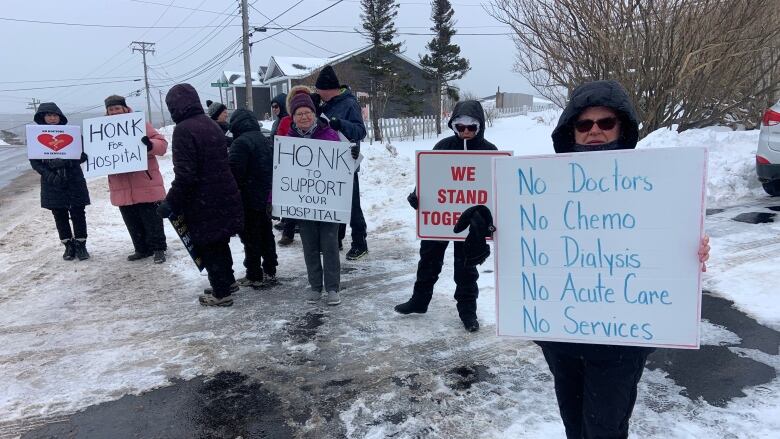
[104,95,169,263]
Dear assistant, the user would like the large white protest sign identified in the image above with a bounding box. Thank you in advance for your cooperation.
[26,125,83,160]
[416,150,512,240]
[493,147,707,349]
[272,135,356,224]
[81,113,148,178]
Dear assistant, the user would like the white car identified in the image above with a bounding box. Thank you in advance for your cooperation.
[757,100,780,195]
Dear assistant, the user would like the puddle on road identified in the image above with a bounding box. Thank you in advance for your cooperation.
[706,208,725,215]
[647,292,779,407]
[21,371,297,439]
[732,212,776,224]
[285,311,325,343]
[446,364,496,391]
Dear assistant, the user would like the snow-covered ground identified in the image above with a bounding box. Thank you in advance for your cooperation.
[1,111,778,437]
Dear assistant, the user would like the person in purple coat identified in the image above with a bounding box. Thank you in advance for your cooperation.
[285,92,346,306]
[158,83,244,307]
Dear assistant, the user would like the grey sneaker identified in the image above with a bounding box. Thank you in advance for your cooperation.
[236,277,262,288]
[326,290,341,306]
[306,289,322,303]
[198,294,233,307]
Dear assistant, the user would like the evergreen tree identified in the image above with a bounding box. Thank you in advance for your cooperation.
[419,0,470,134]
[359,0,402,141]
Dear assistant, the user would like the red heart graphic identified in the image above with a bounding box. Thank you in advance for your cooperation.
[37,133,74,152]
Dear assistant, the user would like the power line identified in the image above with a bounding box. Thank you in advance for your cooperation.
[0,16,241,29]
[250,0,346,45]
[0,76,140,85]
[129,0,233,16]
[151,5,238,68]
[249,2,338,56]
[258,26,512,36]
[0,79,142,92]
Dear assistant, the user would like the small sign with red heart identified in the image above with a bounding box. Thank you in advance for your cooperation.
[26,124,83,159]
[37,133,74,152]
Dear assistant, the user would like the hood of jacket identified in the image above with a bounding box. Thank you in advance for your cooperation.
[165,83,205,124]
[34,102,68,125]
[551,80,639,153]
[447,100,487,141]
[229,109,260,137]
[271,93,288,119]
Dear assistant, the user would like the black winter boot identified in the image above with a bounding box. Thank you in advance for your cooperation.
[462,318,480,333]
[74,239,90,260]
[62,239,75,261]
[394,296,429,314]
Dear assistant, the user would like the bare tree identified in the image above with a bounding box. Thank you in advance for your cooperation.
[488,0,780,136]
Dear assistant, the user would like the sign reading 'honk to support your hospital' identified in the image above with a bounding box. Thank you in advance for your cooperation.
[493,147,707,349]
[271,135,357,224]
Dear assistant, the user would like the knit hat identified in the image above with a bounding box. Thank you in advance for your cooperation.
[289,93,316,116]
[206,100,227,120]
[104,95,127,108]
[315,65,340,90]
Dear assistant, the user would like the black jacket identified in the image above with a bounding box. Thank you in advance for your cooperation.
[551,80,639,153]
[433,100,497,151]
[164,84,243,245]
[229,109,273,211]
[29,102,91,210]
[538,80,652,361]
[320,87,366,145]
[270,93,288,141]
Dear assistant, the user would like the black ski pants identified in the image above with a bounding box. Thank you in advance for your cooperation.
[51,206,87,241]
[119,202,166,253]
[239,207,278,281]
[411,240,479,321]
[195,239,235,298]
[338,172,367,249]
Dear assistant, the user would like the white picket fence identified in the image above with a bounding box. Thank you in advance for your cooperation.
[365,103,557,142]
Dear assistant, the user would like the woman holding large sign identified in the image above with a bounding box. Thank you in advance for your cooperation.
[538,80,710,439]
[285,92,344,306]
[104,95,169,264]
[29,102,91,261]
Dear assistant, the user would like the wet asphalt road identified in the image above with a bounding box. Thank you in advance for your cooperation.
[9,201,780,439]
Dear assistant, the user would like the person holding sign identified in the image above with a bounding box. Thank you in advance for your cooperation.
[533,80,710,439]
[160,84,244,307]
[285,92,344,306]
[103,95,169,264]
[395,100,497,332]
[228,109,278,288]
[28,102,91,261]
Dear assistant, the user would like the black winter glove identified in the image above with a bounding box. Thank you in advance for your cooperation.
[453,205,495,266]
[350,144,359,160]
[407,191,418,210]
[80,152,88,163]
[45,171,64,186]
[141,136,153,151]
[329,117,342,132]
[49,158,67,169]
[156,200,173,219]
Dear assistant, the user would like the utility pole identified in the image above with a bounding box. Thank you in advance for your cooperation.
[26,98,40,113]
[158,89,166,127]
[131,41,156,125]
[240,0,253,112]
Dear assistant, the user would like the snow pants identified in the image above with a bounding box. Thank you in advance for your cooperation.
[51,206,87,241]
[338,172,367,250]
[119,202,166,253]
[410,240,479,322]
[299,220,340,293]
[239,207,277,281]
[195,239,235,299]
[540,346,651,439]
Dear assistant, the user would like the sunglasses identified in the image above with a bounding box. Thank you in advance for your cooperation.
[454,124,478,133]
[574,117,618,133]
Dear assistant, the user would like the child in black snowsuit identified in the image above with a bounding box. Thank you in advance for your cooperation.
[29,102,91,260]
[394,100,497,332]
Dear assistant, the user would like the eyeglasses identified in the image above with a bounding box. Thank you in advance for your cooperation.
[454,124,478,133]
[574,117,618,133]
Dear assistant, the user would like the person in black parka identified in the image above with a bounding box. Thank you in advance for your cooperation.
[395,100,497,333]
[29,102,91,261]
[160,84,244,307]
[228,109,278,288]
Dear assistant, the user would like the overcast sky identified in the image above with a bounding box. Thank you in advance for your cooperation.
[0,0,533,117]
